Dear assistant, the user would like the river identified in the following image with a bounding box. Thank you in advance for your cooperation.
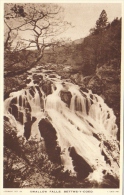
[4,65,120,183]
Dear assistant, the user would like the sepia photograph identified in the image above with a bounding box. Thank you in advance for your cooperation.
[3,0,123,193]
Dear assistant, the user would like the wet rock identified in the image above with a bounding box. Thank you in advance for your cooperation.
[19,96,22,106]
[80,87,89,93]
[24,117,37,140]
[33,74,43,84]
[60,91,72,107]
[40,98,44,109]
[27,72,32,75]
[93,133,101,141]
[49,74,56,78]
[11,104,18,120]
[41,81,52,96]
[25,110,31,121]
[8,107,12,114]
[85,98,89,114]
[10,97,17,105]
[23,98,26,107]
[100,137,120,168]
[29,86,35,98]
[52,84,57,91]
[89,94,94,104]
[18,84,26,90]
[26,78,31,84]
[35,86,44,109]
[25,101,31,112]
[24,121,32,140]
[18,111,23,124]
[37,67,42,71]
[38,118,61,164]
[33,80,39,84]
[35,86,42,97]
[4,116,9,122]
[69,147,93,180]
[103,173,119,188]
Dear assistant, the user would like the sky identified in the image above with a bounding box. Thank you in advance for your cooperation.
[58,3,122,40]
[4,2,122,46]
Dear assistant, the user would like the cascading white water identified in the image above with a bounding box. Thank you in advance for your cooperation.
[4,65,120,182]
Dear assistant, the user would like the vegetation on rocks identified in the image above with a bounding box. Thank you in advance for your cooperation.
[42,14,121,140]
[4,117,119,188]
[4,6,121,188]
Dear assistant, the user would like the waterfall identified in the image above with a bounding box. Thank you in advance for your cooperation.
[4,65,120,182]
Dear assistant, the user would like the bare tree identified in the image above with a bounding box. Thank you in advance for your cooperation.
[4,3,71,76]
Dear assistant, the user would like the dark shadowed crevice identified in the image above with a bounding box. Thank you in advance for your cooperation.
[38,118,61,164]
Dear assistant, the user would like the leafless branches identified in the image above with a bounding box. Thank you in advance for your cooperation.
[4,3,71,73]
[4,4,70,51]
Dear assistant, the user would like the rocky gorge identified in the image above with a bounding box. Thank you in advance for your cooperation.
[4,64,120,188]
[3,4,121,189]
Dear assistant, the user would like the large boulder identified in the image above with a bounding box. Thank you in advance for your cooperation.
[26,78,31,84]
[24,117,37,140]
[69,147,93,179]
[38,118,61,164]
[33,74,43,84]
[60,90,72,107]
[10,97,17,105]
[41,80,52,96]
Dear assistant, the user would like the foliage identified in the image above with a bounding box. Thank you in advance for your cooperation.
[4,119,58,188]
[4,9,121,187]
[41,14,121,140]
[80,17,121,75]
[90,10,108,35]
[43,14,121,77]
[4,3,70,76]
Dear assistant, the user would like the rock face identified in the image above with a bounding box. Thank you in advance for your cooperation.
[4,63,120,188]
[11,104,18,120]
[9,96,32,124]
[26,78,31,84]
[69,147,93,179]
[38,118,61,164]
[29,86,35,98]
[60,90,72,107]
[41,80,52,96]
[83,64,120,140]
[18,111,23,124]
[4,119,56,188]
[35,86,44,109]
[33,74,43,84]
[24,117,37,140]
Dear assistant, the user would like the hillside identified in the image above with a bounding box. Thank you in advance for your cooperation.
[41,17,121,140]
[4,13,121,188]
[4,17,121,137]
